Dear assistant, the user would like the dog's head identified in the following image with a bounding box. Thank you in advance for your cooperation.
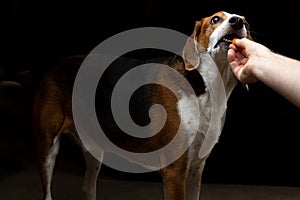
[183,11,252,70]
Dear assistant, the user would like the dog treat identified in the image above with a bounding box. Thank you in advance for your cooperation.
[232,38,238,45]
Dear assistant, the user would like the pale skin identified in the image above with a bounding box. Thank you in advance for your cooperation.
[227,38,300,109]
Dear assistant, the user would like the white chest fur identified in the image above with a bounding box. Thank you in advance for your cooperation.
[177,91,211,158]
[177,52,232,161]
[177,92,211,138]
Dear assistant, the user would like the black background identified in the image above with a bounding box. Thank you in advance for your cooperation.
[1,0,300,187]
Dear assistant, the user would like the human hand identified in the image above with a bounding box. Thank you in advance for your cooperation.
[227,38,259,84]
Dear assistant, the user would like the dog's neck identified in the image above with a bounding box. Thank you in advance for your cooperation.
[198,50,238,99]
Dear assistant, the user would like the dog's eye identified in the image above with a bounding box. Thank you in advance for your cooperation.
[211,16,222,25]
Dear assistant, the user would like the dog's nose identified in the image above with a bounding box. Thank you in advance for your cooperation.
[229,16,244,30]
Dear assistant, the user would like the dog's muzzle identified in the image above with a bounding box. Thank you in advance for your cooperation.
[214,16,246,48]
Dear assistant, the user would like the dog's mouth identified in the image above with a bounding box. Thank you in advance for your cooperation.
[214,33,240,48]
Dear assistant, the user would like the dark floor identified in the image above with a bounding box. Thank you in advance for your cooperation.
[1,135,300,200]
[2,156,300,200]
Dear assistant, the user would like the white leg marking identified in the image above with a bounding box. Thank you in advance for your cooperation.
[44,136,61,200]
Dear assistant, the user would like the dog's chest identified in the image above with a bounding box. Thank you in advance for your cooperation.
[177,90,226,162]
[177,91,211,152]
[178,92,211,135]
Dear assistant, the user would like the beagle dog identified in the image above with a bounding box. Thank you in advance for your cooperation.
[32,11,252,200]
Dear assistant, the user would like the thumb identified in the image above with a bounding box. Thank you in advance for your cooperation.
[233,38,253,49]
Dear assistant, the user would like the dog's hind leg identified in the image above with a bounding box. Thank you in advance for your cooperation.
[34,122,65,200]
[32,91,69,200]
[82,150,103,200]
[41,135,61,200]
[33,117,63,200]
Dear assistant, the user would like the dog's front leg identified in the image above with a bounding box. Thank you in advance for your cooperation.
[185,157,207,200]
[160,154,188,200]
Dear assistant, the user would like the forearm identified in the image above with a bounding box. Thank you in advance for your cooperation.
[253,52,300,108]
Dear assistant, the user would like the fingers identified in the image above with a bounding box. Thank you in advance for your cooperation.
[227,38,259,84]
[227,49,240,74]
[227,47,247,83]
[228,43,237,51]
[233,38,254,50]
[229,38,252,59]
[227,48,234,61]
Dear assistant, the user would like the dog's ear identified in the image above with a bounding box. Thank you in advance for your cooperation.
[241,16,254,42]
[182,20,205,71]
